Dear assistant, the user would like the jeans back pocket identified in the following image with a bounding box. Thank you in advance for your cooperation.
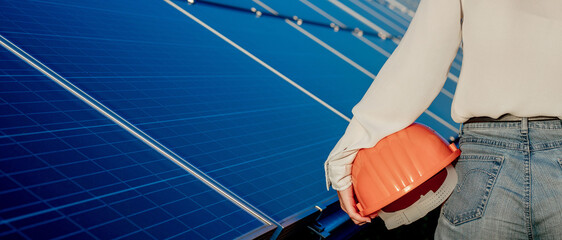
[442,154,504,225]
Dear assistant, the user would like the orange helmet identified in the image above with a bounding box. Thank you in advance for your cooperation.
[351,123,460,229]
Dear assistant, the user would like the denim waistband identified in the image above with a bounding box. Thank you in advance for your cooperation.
[462,118,562,130]
[460,118,562,151]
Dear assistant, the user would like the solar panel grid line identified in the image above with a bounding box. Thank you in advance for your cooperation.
[0,68,267,239]
[0,141,208,239]
[194,126,339,173]
[0,109,99,147]
[292,0,395,59]
[332,1,463,85]
[163,0,352,123]
[363,0,410,28]
[2,141,189,207]
[328,0,395,43]
[251,0,279,16]
[284,19,377,80]
[451,54,463,73]
[353,32,391,57]
[305,0,461,75]
[185,0,391,41]
[1,168,185,225]
[424,109,456,132]
[73,88,318,126]
[0,142,112,238]
[298,0,348,28]
[302,0,406,39]
[4,129,250,234]
[276,5,460,131]
[350,0,406,34]
[204,139,338,191]
[0,35,278,227]
[129,104,320,133]
[172,0,398,90]
[24,0,170,23]
[440,88,454,99]
[329,0,387,35]
[448,72,459,83]
[205,148,331,184]
[286,0,460,93]
[153,126,337,183]
[383,0,415,18]
[0,105,122,141]
[6,186,153,240]
[308,5,458,131]
[451,60,462,73]
[355,0,411,30]
[455,49,463,61]
[310,2,405,52]
[192,133,340,220]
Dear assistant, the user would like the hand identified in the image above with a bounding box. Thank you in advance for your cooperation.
[337,186,373,225]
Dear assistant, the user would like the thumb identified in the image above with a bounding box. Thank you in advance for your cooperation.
[338,187,372,224]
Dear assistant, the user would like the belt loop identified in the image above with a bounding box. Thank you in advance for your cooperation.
[521,117,528,134]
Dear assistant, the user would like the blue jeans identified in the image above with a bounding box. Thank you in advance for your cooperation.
[435,119,562,239]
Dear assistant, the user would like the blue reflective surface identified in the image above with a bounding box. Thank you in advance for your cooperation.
[0,48,264,239]
[1,0,461,238]
[0,0,346,224]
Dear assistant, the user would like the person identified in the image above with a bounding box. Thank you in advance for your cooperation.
[324,0,562,238]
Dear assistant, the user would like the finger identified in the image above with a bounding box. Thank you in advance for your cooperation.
[352,218,370,226]
[337,187,372,224]
[340,197,371,223]
[341,201,371,223]
[347,210,371,224]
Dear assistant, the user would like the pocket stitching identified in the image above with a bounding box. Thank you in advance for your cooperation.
[443,155,504,225]
[456,169,496,192]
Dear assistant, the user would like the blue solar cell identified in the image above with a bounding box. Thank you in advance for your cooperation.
[0,176,18,192]
[70,206,121,228]
[22,218,81,239]
[302,0,391,33]
[0,49,265,239]
[88,219,139,239]
[335,0,405,36]
[0,0,349,223]
[298,23,392,69]
[181,2,375,113]
[359,0,411,27]
[145,219,188,239]
[180,1,460,132]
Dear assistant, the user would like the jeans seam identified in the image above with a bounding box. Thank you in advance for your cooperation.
[522,128,533,240]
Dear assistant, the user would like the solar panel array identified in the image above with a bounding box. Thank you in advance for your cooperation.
[0,0,461,239]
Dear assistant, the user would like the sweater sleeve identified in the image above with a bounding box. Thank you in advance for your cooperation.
[325,0,462,191]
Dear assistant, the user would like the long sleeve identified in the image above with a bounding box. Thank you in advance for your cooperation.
[325,0,462,191]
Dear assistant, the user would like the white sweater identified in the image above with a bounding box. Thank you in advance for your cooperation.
[325,0,562,191]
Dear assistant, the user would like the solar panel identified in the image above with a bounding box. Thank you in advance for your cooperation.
[0,47,266,239]
[176,0,460,136]
[1,0,462,238]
